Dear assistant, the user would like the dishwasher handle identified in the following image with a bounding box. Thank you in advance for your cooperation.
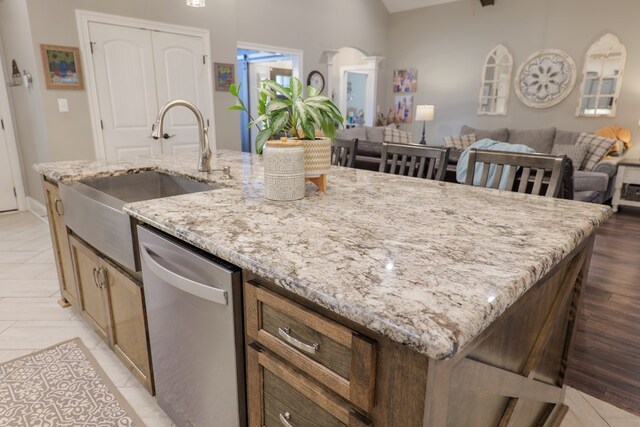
[140,244,228,306]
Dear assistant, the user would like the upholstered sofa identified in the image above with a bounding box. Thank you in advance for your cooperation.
[448,126,620,203]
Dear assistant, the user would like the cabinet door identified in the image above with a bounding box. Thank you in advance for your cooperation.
[102,258,153,393]
[69,235,111,343]
[42,178,78,307]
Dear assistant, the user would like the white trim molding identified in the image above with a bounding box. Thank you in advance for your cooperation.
[237,41,304,81]
[75,10,217,160]
[27,196,47,222]
[338,56,384,127]
[0,45,27,211]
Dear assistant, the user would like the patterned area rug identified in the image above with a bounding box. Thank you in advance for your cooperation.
[0,338,145,426]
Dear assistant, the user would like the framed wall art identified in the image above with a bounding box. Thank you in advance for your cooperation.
[394,95,414,123]
[214,62,235,91]
[40,44,84,90]
[393,68,417,93]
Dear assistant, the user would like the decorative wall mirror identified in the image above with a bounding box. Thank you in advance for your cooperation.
[478,44,513,115]
[576,33,626,117]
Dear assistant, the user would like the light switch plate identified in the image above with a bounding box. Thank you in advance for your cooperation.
[57,98,69,113]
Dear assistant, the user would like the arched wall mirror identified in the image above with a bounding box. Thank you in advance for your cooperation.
[478,44,513,115]
[576,33,626,117]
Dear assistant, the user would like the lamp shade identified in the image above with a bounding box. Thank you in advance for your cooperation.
[415,105,435,121]
[186,0,206,6]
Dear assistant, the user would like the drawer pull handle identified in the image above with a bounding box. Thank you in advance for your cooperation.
[278,327,319,354]
[279,412,294,427]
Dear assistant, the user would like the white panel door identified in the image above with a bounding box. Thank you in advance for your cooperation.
[152,32,211,156]
[0,123,17,212]
[89,22,161,160]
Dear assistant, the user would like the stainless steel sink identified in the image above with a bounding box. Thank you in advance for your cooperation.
[59,171,218,272]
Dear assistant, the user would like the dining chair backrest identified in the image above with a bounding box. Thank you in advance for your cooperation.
[465,149,567,198]
[379,143,450,181]
[331,138,359,168]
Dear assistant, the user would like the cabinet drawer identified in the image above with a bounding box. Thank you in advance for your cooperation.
[247,345,372,427]
[245,281,376,412]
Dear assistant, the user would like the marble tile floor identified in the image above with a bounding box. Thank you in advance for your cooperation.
[0,210,638,427]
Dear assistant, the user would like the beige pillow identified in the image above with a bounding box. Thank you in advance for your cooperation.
[384,127,414,145]
[444,134,477,150]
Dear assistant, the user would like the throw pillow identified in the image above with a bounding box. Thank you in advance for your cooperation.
[577,133,617,171]
[551,143,587,171]
[384,127,414,145]
[460,125,509,142]
[444,134,477,150]
[508,128,556,153]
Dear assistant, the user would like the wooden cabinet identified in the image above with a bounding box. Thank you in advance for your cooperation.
[245,281,375,426]
[42,178,78,308]
[102,258,153,391]
[247,344,372,427]
[69,235,111,342]
[69,234,153,393]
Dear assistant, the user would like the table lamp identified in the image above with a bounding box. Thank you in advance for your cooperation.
[416,105,435,145]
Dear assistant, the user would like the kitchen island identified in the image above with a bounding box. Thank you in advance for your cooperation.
[36,150,611,426]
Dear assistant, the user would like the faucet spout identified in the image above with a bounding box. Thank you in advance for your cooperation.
[152,99,212,172]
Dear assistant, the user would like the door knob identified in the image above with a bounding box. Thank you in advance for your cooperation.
[163,133,175,139]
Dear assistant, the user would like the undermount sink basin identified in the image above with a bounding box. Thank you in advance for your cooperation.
[80,171,216,203]
[59,171,219,272]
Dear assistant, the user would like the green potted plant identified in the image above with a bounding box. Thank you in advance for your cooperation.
[229,76,344,177]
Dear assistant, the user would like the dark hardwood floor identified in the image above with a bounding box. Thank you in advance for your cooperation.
[566,210,640,416]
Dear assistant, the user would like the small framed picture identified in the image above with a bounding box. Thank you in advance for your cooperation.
[214,62,235,91]
[393,68,418,93]
[40,44,84,90]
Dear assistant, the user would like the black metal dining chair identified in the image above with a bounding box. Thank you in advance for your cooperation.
[465,149,568,198]
[379,143,450,181]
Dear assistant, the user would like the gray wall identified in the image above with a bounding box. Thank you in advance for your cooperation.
[385,0,640,146]
[0,0,50,203]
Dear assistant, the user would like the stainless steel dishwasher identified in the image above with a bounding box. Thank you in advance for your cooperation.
[137,226,246,427]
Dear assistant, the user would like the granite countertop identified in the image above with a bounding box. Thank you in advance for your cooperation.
[35,150,612,359]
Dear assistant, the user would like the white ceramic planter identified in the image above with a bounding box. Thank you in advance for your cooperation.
[263,140,305,201]
[301,137,332,178]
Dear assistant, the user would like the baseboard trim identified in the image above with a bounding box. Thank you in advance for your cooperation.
[27,197,48,224]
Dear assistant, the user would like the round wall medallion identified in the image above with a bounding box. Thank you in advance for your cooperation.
[514,49,576,109]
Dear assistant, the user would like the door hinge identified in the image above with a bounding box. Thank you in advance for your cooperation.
[0,119,4,130]
[100,120,104,130]
[203,55,207,65]
[13,188,16,197]
[89,41,96,54]
[207,119,210,127]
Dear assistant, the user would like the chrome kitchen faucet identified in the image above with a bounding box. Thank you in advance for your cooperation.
[151,99,213,173]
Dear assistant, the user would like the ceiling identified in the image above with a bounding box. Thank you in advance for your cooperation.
[381,0,461,13]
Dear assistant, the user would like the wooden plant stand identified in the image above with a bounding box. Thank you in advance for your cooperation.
[305,174,327,192]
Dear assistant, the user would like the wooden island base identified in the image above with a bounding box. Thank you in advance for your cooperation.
[246,235,595,427]
[419,235,595,426]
